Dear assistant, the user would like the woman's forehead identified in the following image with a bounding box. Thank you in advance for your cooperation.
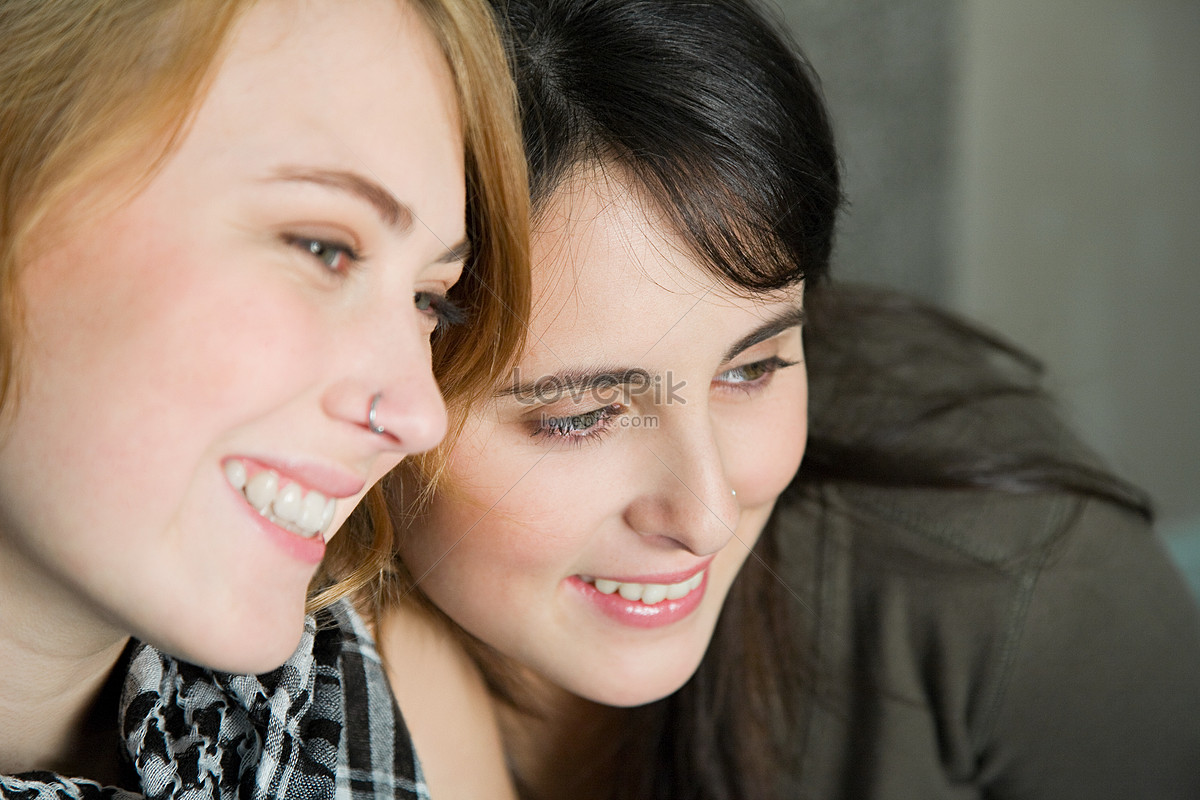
[523,219,800,382]
[533,171,712,299]
[531,170,800,314]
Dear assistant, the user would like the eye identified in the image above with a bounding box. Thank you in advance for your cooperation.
[715,356,798,392]
[533,404,623,446]
[414,291,468,332]
[285,235,360,274]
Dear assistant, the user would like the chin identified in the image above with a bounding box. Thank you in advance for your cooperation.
[571,656,704,708]
[148,606,310,676]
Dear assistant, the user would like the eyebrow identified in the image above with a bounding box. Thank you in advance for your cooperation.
[499,366,653,401]
[721,305,805,363]
[498,307,805,402]
[436,238,471,265]
[267,166,413,232]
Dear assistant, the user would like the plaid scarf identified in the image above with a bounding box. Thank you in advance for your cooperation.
[0,600,430,800]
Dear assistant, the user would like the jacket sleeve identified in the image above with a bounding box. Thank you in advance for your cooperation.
[979,498,1200,799]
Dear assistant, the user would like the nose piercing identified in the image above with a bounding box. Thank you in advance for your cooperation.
[368,392,387,435]
[731,489,737,497]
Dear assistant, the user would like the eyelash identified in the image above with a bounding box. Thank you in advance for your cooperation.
[714,355,797,393]
[415,291,468,332]
[286,235,361,275]
[530,356,798,447]
[532,404,624,448]
[286,235,466,331]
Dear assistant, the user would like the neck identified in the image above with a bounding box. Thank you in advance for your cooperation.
[496,677,626,800]
[0,536,130,782]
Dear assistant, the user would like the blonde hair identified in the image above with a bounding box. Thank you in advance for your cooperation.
[0,1,530,610]
[0,1,247,415]
[313,0,531,610]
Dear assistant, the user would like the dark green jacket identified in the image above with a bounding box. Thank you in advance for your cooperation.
[780,287,1200,798]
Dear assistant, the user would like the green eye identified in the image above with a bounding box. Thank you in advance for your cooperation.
[285,235,358,273]
[718,356,798,386]
[545,407,606,435]
[307,240,339,268]
[735,362,770,381]
[531,403,627,448]
[414,291,434,311]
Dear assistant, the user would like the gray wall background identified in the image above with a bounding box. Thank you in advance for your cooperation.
[776,0,1200,542]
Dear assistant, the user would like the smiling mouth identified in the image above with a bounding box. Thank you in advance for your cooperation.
[578,571,706,605]
[224,460,336,539]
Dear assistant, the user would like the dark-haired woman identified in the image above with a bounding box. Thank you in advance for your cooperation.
[375,1,1200,797]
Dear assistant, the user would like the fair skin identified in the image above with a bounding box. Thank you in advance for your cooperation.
[385,168,808,799]
[0,0,463,778]
[382,604,518,800]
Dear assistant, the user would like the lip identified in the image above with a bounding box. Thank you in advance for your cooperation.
[235,493,328,565]
[569,570,708,629]
[230,455,366,498]
[224,455,364,566]
[586,556,713,586]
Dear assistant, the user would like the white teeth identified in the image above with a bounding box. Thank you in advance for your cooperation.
[319,496,336,532]
[666,580,691,600]
[224,460,247,491]
[585,571,705,605]
[617,582,644,601]
[641,584,668,605]
[273,482,303,523]
[245,471,278,512]
[224,462,337,540]
[299,490,327,531]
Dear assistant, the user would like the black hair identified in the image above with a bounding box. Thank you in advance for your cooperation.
[496,0,841,293]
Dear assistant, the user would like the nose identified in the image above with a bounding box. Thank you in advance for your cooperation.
[622,417,740,555]
[364,383,448,453]
[323,309,449,457]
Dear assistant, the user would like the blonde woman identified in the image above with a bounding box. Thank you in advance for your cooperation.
[0,0,526,794]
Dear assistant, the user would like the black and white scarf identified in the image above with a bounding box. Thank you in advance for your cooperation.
[0,600,430,800]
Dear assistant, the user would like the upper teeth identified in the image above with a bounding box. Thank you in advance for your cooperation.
[582,571,704,605]
[224,461,337,540]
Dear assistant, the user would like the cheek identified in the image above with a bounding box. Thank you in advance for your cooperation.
[399,489,554,651]
[727,373,808,508]
[5,202,331,568]
[12,224,206,498]
[402,440,616,605]
[23,201,318,408]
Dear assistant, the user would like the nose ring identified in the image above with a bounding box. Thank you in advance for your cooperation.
[368,392,387,435]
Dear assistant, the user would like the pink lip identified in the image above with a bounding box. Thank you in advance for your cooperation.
[568,571,708,629]
[236,497,327,565]
[587,556,713,586]
[229,456,366,498]
[224,455,363,566]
